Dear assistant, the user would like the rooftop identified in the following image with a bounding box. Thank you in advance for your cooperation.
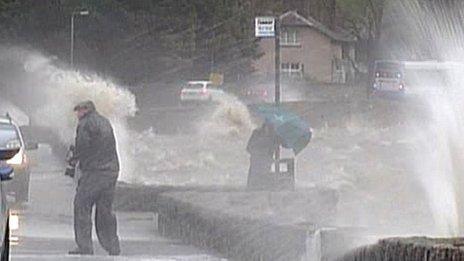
[280,11,356,42]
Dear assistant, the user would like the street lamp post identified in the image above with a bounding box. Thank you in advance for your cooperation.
[70,10,90,67]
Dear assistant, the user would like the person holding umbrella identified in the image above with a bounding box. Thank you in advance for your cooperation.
[247,104,312,190]
[252,104,312,155]
[246,121,279,190]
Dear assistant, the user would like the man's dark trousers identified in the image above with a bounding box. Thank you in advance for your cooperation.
[74,171,120,254]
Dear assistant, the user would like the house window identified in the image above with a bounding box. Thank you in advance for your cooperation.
[281,62,303,78]
[281,29,299,46]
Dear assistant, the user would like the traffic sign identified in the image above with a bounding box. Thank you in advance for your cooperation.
[255,17,275,37]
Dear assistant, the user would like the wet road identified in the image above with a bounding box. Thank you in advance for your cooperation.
[10,145,224,260]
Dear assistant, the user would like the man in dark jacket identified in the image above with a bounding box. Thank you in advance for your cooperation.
[69,100,121,256]
[246,122,279,189]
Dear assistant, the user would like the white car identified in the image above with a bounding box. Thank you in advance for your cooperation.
[180,81,225,102]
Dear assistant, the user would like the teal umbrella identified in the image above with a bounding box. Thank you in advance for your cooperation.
[251,104,312,155]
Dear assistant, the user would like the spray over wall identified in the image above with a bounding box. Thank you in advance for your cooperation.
[0,47,137,181]
[391,0,464,236]
[131,93,256,186]
[0,47,258,185]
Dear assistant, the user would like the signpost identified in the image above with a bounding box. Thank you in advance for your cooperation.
[256,16,281,173]
[209,73,224,86]
[255,17,275,38]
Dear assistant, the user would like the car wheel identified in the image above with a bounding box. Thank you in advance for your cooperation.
[1,221,9,261]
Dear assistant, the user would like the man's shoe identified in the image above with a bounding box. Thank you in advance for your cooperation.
[68,248,94,255]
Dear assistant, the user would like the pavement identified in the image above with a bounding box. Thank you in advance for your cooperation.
[10,145,225,260]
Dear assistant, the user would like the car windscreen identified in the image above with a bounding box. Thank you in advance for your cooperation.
[0,123,21,149]
[376,62,403,71]
[187,83,206,89]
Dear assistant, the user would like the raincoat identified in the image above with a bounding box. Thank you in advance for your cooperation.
[75,109,119,174]
[246,125,279,189]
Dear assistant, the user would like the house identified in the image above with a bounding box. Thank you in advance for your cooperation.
[254,11,356,83]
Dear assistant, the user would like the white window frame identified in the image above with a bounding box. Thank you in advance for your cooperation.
[280,28,299,46]
[281,62,303,78]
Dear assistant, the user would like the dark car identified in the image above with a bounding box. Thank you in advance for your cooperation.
[371,60,406,95]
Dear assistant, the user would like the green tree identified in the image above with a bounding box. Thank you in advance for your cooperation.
[337,0,386,80]
[0,0,284,84]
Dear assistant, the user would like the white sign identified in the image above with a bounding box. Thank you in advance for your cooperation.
[255,17,275,37]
